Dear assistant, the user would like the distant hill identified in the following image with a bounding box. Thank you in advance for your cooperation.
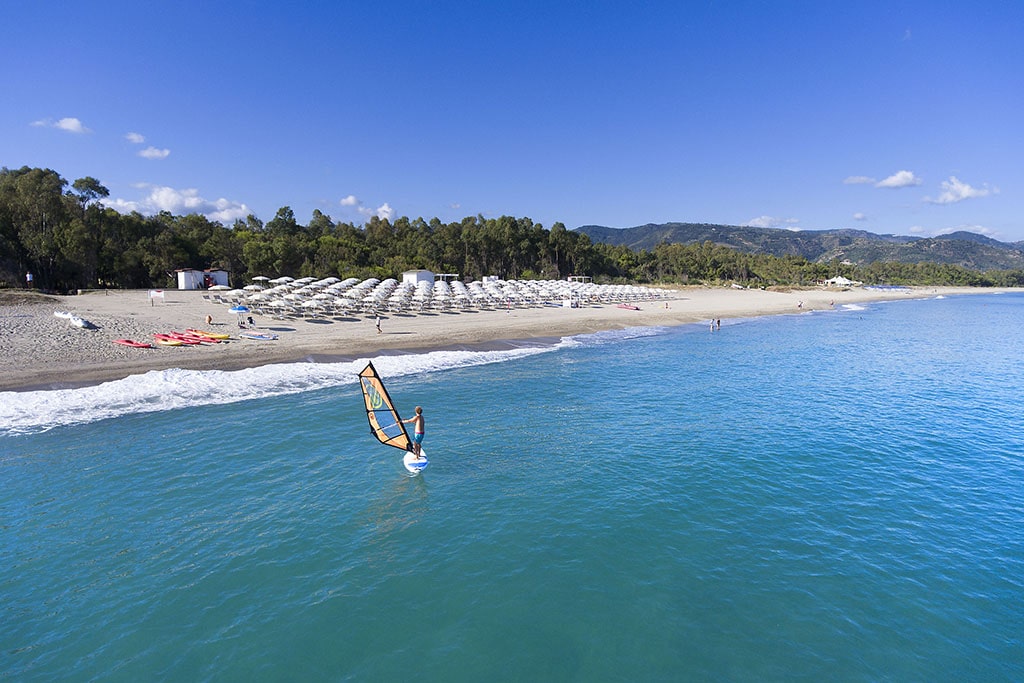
[574,222,1024,271]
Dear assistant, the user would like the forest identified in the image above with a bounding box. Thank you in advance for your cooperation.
[3,166,1023,292]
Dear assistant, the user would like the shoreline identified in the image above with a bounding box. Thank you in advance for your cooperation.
[0,285,1013,392]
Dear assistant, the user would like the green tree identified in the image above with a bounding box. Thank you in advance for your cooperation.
[70,176,109,207]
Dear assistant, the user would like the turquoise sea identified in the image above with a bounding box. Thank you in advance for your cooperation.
[3,292,1023,681]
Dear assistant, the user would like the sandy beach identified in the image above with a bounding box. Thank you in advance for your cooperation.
[0,284,1007,392]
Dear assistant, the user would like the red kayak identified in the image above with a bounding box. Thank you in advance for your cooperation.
[113,339,154,349]
[170,331,220,344]
[153,333,201,345]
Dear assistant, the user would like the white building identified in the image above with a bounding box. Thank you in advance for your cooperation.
[176,268,229,290]
[402,269,435,285]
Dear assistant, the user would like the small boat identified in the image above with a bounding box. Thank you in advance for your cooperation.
[170,331,219,344]
[239,332,278,341]
[185,328,231,339]
[152,336,184,347]
[113,339,154,349]
[153,333,199,345]
[56,310,92,327]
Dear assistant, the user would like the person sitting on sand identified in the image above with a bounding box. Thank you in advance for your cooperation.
[403,406,425,458]
[205,314,213,325]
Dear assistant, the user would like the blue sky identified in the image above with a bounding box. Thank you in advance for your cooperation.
[4,1,1022,241]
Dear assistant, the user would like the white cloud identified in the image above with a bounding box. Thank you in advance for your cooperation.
[56,117,89,133]
[936,224,996,237]
[342,195,395,220]
[853,212,867,221]
[875,170,921,188]
[745,215,777,228]
[138,146,170,160]
[370,202,394,220]
[745,215,798,229]
[31,117,91,133]
[843,175,875,185]
[125,132,145,144]
[925,176,995,204]
[907,223,996,238]
[104,184,249,223]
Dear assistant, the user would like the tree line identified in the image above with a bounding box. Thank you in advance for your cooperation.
[2,166,1022,292]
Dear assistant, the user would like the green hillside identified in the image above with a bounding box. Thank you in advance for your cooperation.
[575,223,1024,271]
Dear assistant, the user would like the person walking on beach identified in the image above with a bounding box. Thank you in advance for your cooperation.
[403,406,425,458]
[375,314,382,334]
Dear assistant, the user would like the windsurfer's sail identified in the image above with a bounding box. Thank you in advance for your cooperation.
[358,361,412,452]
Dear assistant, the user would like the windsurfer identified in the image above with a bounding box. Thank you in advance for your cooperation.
[403,406,425,458]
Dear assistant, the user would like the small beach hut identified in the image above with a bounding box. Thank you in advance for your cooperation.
[402,269,434,285]
[176,268,229,290]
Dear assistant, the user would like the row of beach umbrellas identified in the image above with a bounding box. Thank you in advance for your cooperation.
[214,276,668,319]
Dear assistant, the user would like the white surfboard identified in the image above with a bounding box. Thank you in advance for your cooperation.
[403,449,428,473]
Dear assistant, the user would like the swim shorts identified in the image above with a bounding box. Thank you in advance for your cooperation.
[413,432,424,444]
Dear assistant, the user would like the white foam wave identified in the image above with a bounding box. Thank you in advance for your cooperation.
[0,338,595,436]
[567,325,665,345]
[841,303,867,312]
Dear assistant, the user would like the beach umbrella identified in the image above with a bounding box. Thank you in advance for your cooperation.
[252,276,271,282]
[229,304,252,325]
[208,284,231,290]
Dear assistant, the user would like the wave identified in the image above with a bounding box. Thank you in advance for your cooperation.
[0,328,651,436]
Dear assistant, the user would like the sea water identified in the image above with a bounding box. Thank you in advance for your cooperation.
[2,293,1023,681]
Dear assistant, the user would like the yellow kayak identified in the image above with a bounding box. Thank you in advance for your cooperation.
[153,337,184,347]
[185,328,231,339]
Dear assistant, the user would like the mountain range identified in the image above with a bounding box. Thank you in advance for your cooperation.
[573,223,1024,271]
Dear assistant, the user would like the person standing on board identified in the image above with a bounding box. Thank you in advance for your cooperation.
[403,406,425,458]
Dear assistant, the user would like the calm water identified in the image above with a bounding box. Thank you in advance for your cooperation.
[3,293,1023,681]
